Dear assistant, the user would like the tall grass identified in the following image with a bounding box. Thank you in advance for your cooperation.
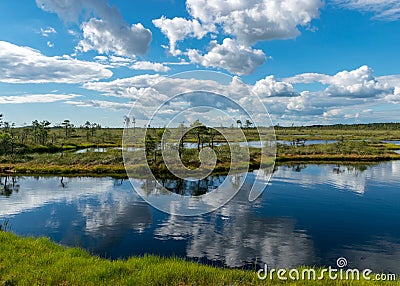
[0,232,397,285]
[0,220,10,232]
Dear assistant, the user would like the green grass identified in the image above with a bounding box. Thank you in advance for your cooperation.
[0,231,398,285]
[274,124,400,141]
[5,125,400,155]
[276,141,400,161]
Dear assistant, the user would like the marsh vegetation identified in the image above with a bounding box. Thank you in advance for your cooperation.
[1,114,400,175]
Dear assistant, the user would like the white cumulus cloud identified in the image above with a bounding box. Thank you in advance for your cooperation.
[186,0,322,44]
[252,75,299,97]
[285,65,394,98]
[153,16,210,56]
[188,38,266,75]
[0,41,112,83]
[152,0,323,75]
[325,66,393,98]
[36,0,152,57]
[78,19,151,57]
[78,67,400,124]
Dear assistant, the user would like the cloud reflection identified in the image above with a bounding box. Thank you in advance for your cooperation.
[154,173,316,268]
[1,162,399,271]
[272,161,400,194]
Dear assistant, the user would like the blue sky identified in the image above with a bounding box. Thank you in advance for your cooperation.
[0,0,399,127]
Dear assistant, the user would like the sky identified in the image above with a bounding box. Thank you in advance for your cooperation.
[0,0,399,127]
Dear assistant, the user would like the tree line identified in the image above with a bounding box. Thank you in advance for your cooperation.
[0,114,105,155]
[275,122,400,130]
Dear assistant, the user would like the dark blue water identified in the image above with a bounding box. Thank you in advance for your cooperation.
[1,162,399,273]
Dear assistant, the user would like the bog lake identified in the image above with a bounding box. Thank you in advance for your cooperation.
[1,161,399,273]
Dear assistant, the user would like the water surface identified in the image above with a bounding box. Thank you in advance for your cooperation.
[1,162,399,272]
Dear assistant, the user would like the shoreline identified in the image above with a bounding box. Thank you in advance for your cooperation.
[1,154,399,176]
[276,153,400,162]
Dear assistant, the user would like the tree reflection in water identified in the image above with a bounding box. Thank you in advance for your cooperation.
[0,176,20,197]
[157,175,226,196]
[139,172,248,197]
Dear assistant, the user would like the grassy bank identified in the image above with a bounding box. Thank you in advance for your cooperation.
[276,154,400,162]
[1,144,400,176]
[0,149,126,175]
[0,231,397,286]
[2,122,400,177]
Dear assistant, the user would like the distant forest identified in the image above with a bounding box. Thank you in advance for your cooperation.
[275,123,400,130]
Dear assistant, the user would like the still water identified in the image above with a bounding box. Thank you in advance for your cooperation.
[73,140,338,153]
[1,162,400,273]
